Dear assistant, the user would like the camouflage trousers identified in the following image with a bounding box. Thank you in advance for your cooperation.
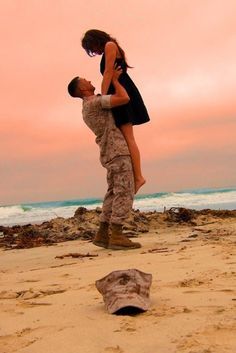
[100,156,135,225]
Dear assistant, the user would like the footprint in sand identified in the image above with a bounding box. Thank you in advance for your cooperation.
[17,279,40,283]
[76,283,94,291]
[177,322,236,352]
[0,288,67,300]
[104,346,124,353]
[0,327,41,353]
[147,305,189,318]
[0,290,19,299]
[19,301,52,308]
[83,283,96,292]
[111,319,137,334]
[20,288,67,299]
[177,337,213,352]
[217,289,235,293]
[121,323,136,332]
[178,278,209,287]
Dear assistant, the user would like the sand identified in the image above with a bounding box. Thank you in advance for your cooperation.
[0,213,236,353]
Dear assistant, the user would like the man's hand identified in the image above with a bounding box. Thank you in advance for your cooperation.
[110,65,130,108]
[112,65,122,82]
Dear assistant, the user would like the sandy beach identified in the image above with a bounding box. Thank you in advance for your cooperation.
[0,208,236,353]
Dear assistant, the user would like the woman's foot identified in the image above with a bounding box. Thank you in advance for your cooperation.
[135,177,146,194]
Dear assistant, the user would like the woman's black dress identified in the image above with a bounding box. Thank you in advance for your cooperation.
[100,54,150,127]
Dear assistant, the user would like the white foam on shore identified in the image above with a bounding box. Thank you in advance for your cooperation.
[134,190,236,211]
[1,188,236,226]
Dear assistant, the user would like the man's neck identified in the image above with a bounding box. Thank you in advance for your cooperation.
[82,91,96,99]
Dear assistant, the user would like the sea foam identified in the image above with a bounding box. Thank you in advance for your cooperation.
[1,187,236,226]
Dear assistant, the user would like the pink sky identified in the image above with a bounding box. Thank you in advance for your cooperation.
[1,0,236,205]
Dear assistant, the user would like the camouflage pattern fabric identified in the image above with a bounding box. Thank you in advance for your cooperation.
[100,156,134,224]
[82,95,130,167]
[96,269,152,314]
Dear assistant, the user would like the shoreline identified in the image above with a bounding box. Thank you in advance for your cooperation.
[2,198,236,228]
[1,186,236,227]
[0,207,236,352]
[1,207,236,250]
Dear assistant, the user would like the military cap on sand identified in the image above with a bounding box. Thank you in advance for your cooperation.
[96,269,152,314]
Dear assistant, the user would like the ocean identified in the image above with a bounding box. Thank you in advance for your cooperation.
[1,186,236,227]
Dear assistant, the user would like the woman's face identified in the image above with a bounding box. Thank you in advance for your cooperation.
[87,41,104,55]
[92,45,103,55]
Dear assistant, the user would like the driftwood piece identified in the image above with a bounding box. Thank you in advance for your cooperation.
[55,252,98,259]
[148,247,173,253]
[141,247,173,254]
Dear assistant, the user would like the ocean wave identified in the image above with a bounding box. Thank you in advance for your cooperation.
[179,187,236,195]
[22,198,103,209]
[135,192,169,200]
[0,203,103,227]
[53,198,102,207]
[134,190,236,211]
[1,186,236,226]
[0,205,29,217]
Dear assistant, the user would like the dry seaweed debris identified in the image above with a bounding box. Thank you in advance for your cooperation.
[165,207,196,224]
[1,207,235,250]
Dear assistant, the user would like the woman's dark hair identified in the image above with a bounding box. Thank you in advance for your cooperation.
[81,29,131,67]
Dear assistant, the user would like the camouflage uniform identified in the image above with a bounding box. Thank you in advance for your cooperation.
[100,156,134,224]
[82,95,134,224]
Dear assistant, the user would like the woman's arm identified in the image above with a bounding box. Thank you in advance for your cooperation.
[101,42,117,95]
[110,67,130,107]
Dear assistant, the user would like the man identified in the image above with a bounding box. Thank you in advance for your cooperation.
[68,67,141,250]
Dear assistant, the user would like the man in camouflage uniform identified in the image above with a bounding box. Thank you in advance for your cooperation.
[68,67,141,250]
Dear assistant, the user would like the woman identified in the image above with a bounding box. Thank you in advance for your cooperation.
[81,29,150,193]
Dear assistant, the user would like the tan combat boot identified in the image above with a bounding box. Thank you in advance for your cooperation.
[93,222,109,248]
[108,223,141,250]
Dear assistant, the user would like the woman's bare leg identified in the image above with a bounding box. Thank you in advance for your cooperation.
[120,123,146,193]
